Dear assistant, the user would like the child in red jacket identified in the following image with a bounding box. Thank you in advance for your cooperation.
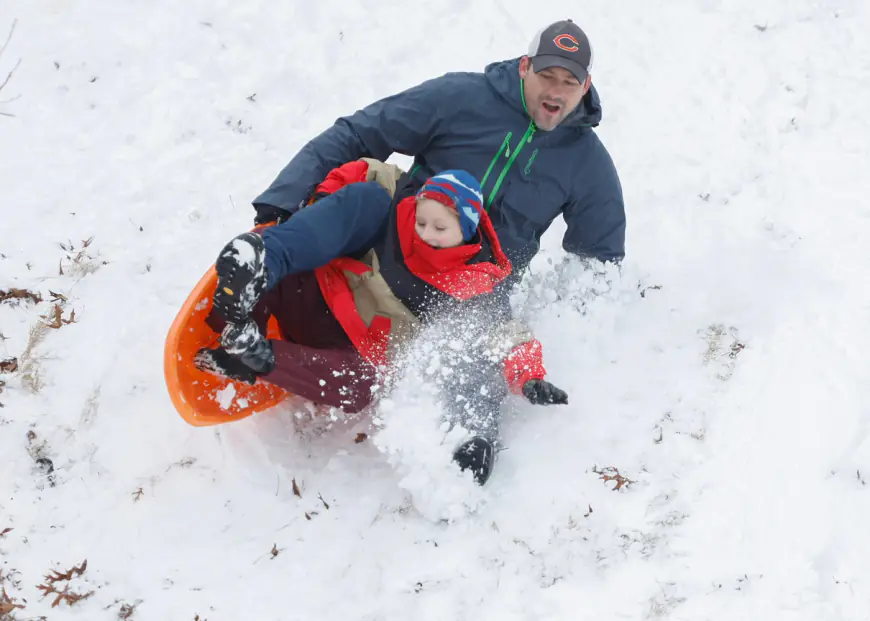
[199,161,567,484]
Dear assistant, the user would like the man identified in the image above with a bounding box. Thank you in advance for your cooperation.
[252,19,625,273]
[223,19,623,483]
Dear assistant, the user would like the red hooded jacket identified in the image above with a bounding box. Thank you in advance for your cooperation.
[311,160,546,393]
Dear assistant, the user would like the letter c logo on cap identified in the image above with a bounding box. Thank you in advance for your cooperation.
[553,34,580,52]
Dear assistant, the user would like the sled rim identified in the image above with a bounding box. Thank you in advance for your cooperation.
[164,264,289,427]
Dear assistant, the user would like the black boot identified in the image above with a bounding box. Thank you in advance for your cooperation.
[453,437,495,485]
[213,232,268,323]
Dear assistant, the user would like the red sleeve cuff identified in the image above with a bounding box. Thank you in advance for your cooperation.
[502,339,546,394]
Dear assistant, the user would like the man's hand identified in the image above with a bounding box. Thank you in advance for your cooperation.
[522,379,568,405]
[254,205,292,225]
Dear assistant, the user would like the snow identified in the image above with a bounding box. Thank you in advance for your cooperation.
[214,384,236,410]
[2,0,870,619]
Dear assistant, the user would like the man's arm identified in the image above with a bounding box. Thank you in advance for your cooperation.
[252,76,447,220]
[562,141,626,264]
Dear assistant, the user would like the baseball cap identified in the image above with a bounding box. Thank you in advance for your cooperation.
[528,19,593,83]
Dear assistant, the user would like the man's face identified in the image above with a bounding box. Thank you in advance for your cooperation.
[519,57,590,131]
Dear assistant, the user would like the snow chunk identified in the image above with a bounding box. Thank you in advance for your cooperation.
[215,384,236,409]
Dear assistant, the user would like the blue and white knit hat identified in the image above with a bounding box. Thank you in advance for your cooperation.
[416,170,484,242]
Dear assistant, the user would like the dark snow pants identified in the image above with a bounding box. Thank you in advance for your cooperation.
[435,341,510,443]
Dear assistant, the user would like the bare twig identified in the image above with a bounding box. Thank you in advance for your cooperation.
[0,92,21,105]
[0,57,21,93]
[0,20,21,116]
[0,20,17,59]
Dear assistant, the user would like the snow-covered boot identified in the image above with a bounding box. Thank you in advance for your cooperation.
[213,232,268,323]
[453,436,495,485]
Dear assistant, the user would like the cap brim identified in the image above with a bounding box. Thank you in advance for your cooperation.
[531,55,588,83]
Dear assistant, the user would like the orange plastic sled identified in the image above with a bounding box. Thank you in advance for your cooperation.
[164,263,289,427]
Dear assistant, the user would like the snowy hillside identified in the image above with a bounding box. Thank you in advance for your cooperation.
[3,0,870,619]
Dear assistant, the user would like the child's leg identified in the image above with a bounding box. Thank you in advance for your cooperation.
[262,341,377,413]
[266,271,357,350]
[261,271,377,411]
[439,357,509,442]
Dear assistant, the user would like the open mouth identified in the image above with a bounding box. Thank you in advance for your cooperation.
[542,102,561,115]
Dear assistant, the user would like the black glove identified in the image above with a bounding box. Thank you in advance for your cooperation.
[194,347,260,385]
[522,379,569,405]
[220,320,276,374]
[253,204,292,225]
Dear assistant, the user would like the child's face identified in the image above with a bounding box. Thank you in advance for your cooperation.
[415,198,464,249]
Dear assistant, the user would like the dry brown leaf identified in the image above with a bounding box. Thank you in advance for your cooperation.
[36,582,94,608]
[0,527,12,537]
[0,288,42,305]
[0,601,25,615]
[270,543,279,559]
[0,358,16,373]
[0,584,24,614]
[292,477,301,498]
[354,432,368,444]
[592,466,636,492]
[43,304,64,329]
[43,559,88,584]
